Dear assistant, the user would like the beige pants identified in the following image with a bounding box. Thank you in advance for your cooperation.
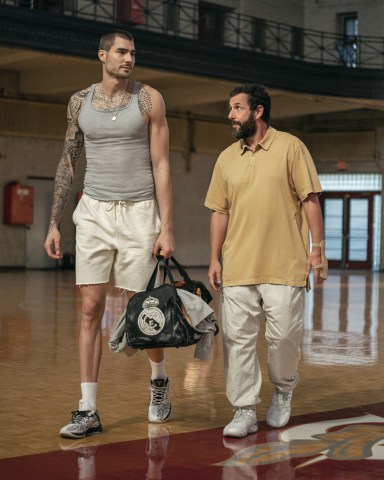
[221,284,304,408]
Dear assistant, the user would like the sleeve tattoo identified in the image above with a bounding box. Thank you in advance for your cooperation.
[49,90,87,229]
[138,83,153,117]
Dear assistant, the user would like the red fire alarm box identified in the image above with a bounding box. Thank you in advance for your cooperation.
[3,183,34,225]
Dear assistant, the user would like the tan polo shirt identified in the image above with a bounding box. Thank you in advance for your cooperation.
[204,127,322,287]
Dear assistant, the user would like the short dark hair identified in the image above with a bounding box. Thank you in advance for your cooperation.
[99,30,134,52]
[229,83,271,123]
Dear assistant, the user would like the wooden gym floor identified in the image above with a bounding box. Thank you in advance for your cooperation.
[0,268,383,479]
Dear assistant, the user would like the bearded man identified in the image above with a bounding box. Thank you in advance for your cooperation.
[205,83,328,438]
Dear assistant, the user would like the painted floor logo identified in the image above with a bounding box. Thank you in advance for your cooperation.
[217,414,384,468]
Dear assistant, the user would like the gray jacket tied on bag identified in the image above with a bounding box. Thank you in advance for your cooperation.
[108,289,217,360]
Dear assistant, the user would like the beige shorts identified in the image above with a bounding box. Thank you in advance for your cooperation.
[72,194,161,290]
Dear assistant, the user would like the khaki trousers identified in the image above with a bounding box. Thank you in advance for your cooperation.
[222,284,304,408]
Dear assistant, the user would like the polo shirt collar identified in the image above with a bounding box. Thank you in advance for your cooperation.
[239,127,277,154]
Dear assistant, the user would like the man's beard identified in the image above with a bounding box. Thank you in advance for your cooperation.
[105,64,133,80]
[230,113,257,139]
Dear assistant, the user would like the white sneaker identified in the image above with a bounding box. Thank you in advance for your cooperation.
[267,388,293,428]
[148,378,172,423]
[223,408,258,438]
[59,400,102,439]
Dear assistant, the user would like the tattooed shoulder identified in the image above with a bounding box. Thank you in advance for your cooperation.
[138,83,153,117]
[68,86,91,117]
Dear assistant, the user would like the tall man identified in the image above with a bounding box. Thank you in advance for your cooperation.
[205,84,327,438]
[44,30,175,438]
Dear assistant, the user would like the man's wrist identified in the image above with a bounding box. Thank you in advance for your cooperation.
[311,240,325,247]
[160,226,173,235]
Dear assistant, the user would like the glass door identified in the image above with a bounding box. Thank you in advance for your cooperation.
[321,192,373,269]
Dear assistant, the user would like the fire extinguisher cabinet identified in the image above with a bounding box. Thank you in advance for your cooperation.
[3,183,34,225]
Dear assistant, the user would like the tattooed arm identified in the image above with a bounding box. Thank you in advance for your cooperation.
[44,89,87,259]
[139,83,175,258]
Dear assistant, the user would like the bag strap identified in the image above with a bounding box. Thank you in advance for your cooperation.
[146,256,176,291]
[166,256,195,291]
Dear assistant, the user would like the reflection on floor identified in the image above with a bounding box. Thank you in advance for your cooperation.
[0,269,383,480]
[303,272,381,366]
[1,403,384,479]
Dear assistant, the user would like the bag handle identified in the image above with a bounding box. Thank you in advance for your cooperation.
[146,256,176,291]
[166,256,195,291]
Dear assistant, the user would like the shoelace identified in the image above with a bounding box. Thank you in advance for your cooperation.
[71,410,92,424]
[234,409,243,420]
[151,384,169,406]
[234,408,253,421]
[274,391,291,406]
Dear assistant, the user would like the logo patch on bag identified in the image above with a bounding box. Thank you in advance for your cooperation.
[138,296,166,336]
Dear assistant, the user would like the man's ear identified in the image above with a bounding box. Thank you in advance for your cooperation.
[98,49,106,62]
[255,104,264,119]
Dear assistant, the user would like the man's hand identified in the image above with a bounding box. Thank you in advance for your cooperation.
[153,231,175,259]
[306,239,328,285]
[306,252,323,285]
[208,259,222,292]
[44,226,63,260]
[306,248,328,285]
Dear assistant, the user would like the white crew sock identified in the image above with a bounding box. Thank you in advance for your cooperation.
[80,382,98,411]
[149,358,167,381]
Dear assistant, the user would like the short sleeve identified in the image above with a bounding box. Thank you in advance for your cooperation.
[291,143,322,202]
[204,160,229,214]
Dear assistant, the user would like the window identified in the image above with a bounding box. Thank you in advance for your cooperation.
[18,0,65,11]
[292,26,304,58]
[252,18,266,51]
[336,12,358,67]
[164,0,179,32]
[116,0,146,25]
[198,2,227,44]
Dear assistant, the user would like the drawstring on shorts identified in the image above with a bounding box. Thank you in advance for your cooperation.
[105,200,128,220]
